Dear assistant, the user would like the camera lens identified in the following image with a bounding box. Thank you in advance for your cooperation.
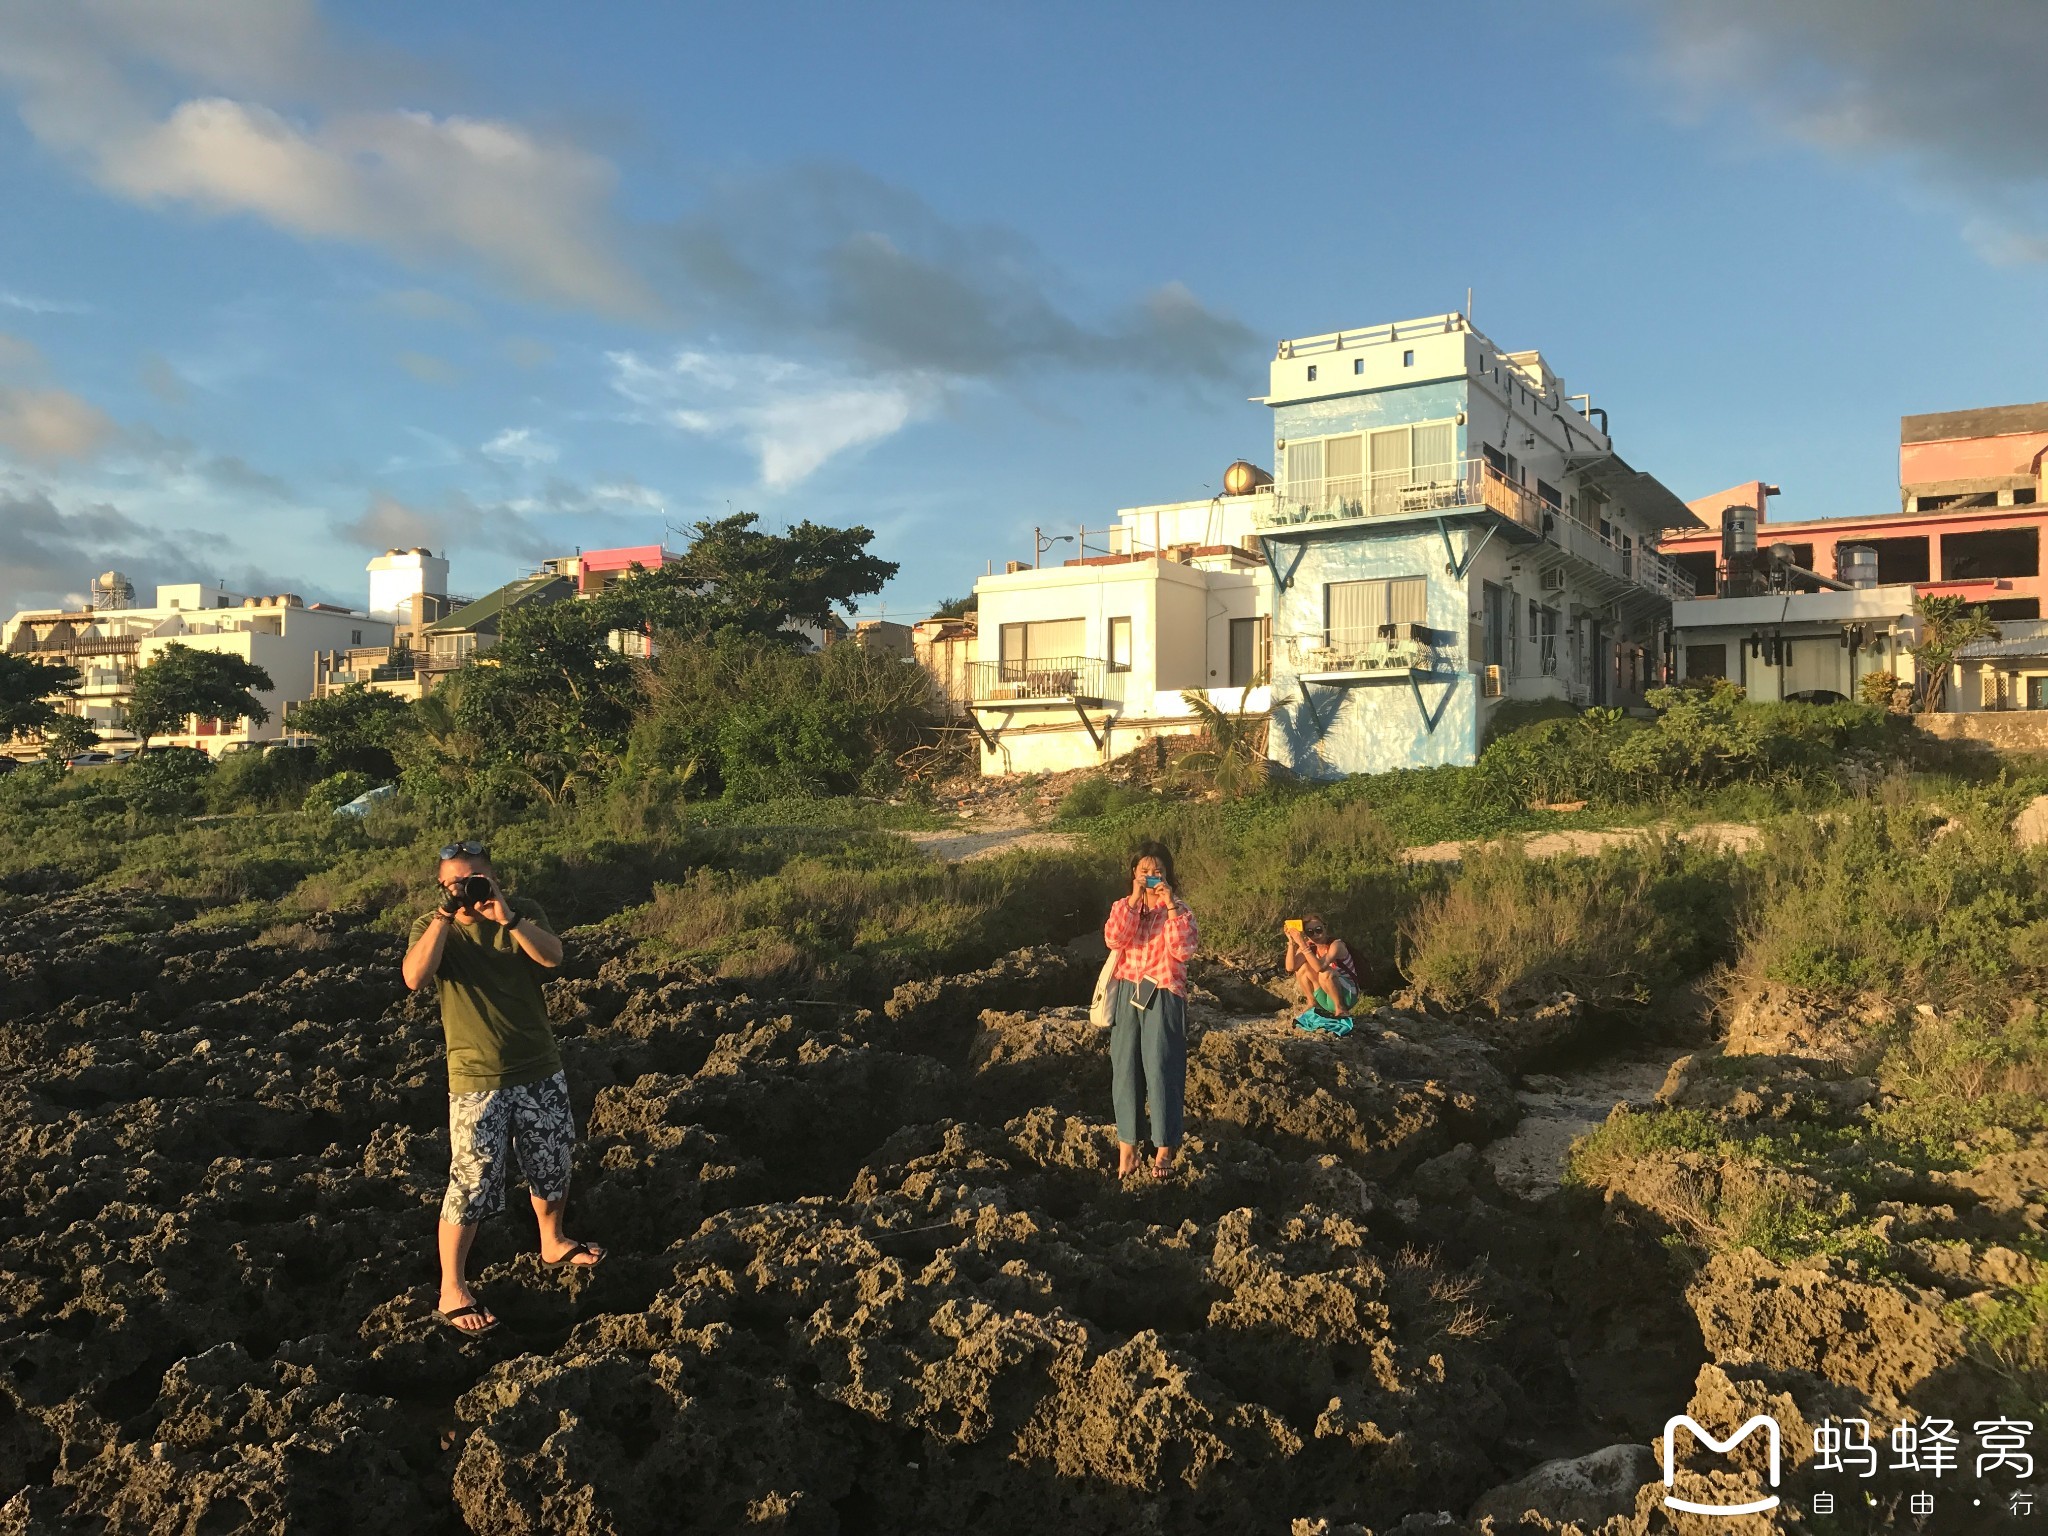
[460,875,493,905]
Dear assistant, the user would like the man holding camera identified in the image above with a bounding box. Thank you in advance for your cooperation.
[402,841,602,1335]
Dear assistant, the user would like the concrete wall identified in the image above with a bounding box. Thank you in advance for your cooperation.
[1267,525,1479,778]
[1916,712,2048,752]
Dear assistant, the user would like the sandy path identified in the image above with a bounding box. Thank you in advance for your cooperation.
[901,827,1085,863]
[1484,1047,1682,1198]
[1402,820,1760,864]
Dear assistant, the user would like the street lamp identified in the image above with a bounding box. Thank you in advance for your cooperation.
[1034,526,1074,569]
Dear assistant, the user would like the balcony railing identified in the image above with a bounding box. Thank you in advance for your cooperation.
[968,656,1124,705]
[1257,457,1695,599]
[14,634,141,657]
[1282,627,1446,677]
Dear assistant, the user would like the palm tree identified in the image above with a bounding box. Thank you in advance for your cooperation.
[1908,595,1997,713]
[1173,690,1269,801]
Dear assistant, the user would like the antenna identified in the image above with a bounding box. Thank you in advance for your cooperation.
[1465,286,1473,323]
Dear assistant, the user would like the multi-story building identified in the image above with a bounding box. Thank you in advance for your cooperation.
[1663,402,2048,619]
[1253,313,1696,778]
[966,517,1268,775]
[964,312,1697,779]
[4,578,390,753]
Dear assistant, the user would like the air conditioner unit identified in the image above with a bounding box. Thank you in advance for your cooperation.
[1481,664,1502,698]
[1539,568,1567,592]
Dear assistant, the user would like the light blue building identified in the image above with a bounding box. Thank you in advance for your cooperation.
[1250,313,1703,779]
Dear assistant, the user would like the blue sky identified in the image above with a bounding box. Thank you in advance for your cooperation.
[2,0,2045,619]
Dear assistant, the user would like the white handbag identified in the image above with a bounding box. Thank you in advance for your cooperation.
[1089,950,1119,1028]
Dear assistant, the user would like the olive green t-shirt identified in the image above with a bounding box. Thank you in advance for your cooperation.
[408,897,562,1093]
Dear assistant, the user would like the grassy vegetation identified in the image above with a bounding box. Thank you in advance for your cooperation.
[1400,837,1745,1012]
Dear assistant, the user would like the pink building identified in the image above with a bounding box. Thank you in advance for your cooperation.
[1664,403,2048,619]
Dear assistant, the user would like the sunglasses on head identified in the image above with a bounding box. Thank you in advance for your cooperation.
[439,840,488,861]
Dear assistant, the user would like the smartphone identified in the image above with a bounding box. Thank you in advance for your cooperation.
[1133,978,1159,1009]
[1284,919,1303,934]
[1143,874,1164,889]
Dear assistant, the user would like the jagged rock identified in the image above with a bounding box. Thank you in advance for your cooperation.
[1468,1442,1657,1530]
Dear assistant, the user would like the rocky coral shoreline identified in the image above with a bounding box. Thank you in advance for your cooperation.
[4,887,2026,1533]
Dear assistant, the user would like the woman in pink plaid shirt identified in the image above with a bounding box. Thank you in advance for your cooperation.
[1102,841,1199,1180]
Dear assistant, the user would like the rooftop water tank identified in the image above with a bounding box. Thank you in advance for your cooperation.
[1721,505,1756,558]
[1223,460,1273,496]
[1837,545,1879,589]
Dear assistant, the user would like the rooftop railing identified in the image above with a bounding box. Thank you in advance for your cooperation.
[13,634,142,657]
[968,656,1124,706]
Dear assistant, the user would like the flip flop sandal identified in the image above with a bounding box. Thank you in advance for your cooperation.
[543,1241,606,1270]
[1150,1160,1173,1181]
[435,1303,498,1335]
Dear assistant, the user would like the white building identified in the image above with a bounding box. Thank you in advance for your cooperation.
[967,483,1273,775]
[4,581,391,754]
[1669,584,1918,702]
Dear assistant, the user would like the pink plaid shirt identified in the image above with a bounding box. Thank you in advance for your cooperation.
[1103,896,1199,997]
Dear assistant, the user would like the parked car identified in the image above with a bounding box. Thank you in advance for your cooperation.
[66,752,118,767]
[334,784,397,817]
[1782,689,1850,706]
[0,756,19,776]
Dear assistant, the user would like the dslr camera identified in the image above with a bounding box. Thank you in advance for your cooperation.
[451,874,495,909]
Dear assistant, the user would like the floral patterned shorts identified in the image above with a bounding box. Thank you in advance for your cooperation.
[441,1070,575,1225]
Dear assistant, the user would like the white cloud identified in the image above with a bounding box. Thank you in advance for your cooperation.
[481,427,558,466]
[0,385,115,463]
[0,287,92,315]
[1627,0,2048,258]
[0,9,652,316]
[609,348,939,490]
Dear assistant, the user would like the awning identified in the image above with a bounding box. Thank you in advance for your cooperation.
[1565,451,1705,532]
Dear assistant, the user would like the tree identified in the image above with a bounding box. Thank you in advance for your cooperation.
[0,653,82,739]
[124,643,274,748]
[1908,596,1997,714]
[930,595,976,620]
[290,682,412,777]
[40,714,99,764]
[1173,690,1269,801]
[663,513,899,639]
[449,515,903,793]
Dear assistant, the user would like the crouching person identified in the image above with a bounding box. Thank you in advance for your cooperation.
[400,840,603,1335]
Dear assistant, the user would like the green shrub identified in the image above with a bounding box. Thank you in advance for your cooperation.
[1400,837,1743,1012]
[303,771,375,814]
[1731,793,2048,1009]
[1055,776,1156,822]
[127,745,213,813]
[206,745,325,812]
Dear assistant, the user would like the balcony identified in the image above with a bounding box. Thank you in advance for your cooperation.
[1282,626,1449,679]
[968,656,1124,706]
[1255,457,1695,601]
[14,634,141,657]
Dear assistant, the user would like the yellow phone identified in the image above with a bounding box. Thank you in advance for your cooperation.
[1284,919,1304,934]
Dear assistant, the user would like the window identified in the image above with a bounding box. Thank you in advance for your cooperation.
[1326,576,1427,646]
[350,628,363,645]
[1281,418,1459,518]
[1403,349,1415,366]
[1353,357,1364,375]
[1228,617,1270,687]
[1863,535,1930,585]
[1306,365,1318,382]
[2017,488,2039,506]
[1537,480,1561,510]
[1482,582,1505,667]
[998,617,1086,677]
[1107,615,1133,673]
[1526,601,1559,674]
[1941,527,2039,581]
[1986,598,2042,620]
[1685,644,1727,682]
